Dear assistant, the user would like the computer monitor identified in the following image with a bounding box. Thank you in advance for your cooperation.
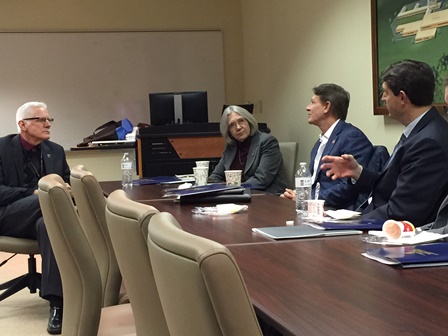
[149,91,208,126]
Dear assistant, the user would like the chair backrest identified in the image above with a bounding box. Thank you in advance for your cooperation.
[105,190,169,336]
[147,212,263,336]
[38,174,102,336]
[279,142,299,188]
[366,145,390,173]
[70,165,121,307]
[222,104,254,114]
[354,145,390,209]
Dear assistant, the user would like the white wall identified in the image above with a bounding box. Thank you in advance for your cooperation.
[3,0,438,180]
[0,0,244,181]
[241,0,405,165]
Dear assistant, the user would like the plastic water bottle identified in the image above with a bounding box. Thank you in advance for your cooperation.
[295,162,312,217]
[121,152,133,188]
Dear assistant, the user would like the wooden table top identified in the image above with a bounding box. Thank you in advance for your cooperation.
[101,181,448,336]
[100,181,297,245]
[229,238,448,336]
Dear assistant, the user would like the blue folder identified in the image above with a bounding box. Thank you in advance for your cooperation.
[365,243,448,268]
[316,219,384,231]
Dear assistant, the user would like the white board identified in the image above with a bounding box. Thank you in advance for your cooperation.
[0,31,225,149]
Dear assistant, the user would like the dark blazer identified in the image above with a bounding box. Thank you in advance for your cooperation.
[0,134,70,209]
[208,131,287,194]
[310,120,373,209]
[356,107,448,227]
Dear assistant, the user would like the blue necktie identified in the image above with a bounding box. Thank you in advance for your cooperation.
[356,134,407,211]
[384,133,406,170]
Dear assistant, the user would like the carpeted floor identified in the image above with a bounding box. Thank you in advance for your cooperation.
[0,252,50,336]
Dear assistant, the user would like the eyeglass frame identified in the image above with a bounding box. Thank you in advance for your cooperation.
[228,118,248,131]
[22,117,54,124]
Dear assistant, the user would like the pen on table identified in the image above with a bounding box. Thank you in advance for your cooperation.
[315,182,320,200]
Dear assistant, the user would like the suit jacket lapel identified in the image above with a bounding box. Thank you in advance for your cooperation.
[11,135,25,185]
[322,120,344,157]
[41,141,54,174]
[309,141,320,175]
[407,107,437,139]
[382,107,437,175]
[244,132,260,175]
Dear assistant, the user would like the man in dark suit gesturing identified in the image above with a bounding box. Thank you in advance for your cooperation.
[321,60,448,227]
[0,102,69,334]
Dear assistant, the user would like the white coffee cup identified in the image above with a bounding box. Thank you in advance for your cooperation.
[196,160,210,168]
[193,167,208,186]
[224,170,242,186]
[306,200,325,219]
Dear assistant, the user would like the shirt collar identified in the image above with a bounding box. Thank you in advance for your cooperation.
[320,119,340,144]
[403,110,429,138]
[19,135,40,151]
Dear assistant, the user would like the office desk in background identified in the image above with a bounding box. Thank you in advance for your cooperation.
[100,182,448,336]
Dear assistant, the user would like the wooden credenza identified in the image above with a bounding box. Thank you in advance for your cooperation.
[137,122,270,178]
[137,123,225,178]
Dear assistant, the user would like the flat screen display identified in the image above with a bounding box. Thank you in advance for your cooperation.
[149,91,208,126]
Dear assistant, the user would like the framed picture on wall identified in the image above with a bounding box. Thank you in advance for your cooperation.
[371,0,448,115]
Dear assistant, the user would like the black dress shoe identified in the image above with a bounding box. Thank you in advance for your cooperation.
[47,306,62,335]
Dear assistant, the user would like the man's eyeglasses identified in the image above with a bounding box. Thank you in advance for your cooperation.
[22,117,54,124]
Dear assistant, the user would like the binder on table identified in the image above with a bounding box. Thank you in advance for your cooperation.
[362,242,448,268]
[251,225,362,240]
[163,184,251,204]
[179,187,251,204]
[306,219,384,231]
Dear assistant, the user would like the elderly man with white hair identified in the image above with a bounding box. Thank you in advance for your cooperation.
[0,102,69,334]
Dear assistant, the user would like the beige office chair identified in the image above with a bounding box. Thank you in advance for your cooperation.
[105,190,170,336]
[70,165,125,307]
[0,237,41,301]
[38,174,135,336]
[279,142,298,188]
[147,212,263,336]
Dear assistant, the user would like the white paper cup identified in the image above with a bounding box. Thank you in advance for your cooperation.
[196,160,210,168]
[382,220,415,240]
[193,167,208,186]
[306,200,325,219]
[224,170,242,186]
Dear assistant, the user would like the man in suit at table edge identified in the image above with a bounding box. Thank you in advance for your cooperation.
[321,60,448,227]
[282,83,374,209]
[421,76,448,232]
[0,102,69,334]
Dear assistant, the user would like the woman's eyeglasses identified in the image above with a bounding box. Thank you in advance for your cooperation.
[229,119,247,130]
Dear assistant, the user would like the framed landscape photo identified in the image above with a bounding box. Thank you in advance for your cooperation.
[371,0,448,115]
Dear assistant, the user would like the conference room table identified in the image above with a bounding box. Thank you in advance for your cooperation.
[100,181,292,245]
[100,181,448,336]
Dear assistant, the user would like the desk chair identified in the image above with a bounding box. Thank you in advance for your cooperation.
[105,190,170,336]
[0,237,41,301]
[147,212,263,336]
[70,165,125,307]
[354,145,390,210]
[222,104,254,113]
[279,142,298,188]
[38,174,135,336]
